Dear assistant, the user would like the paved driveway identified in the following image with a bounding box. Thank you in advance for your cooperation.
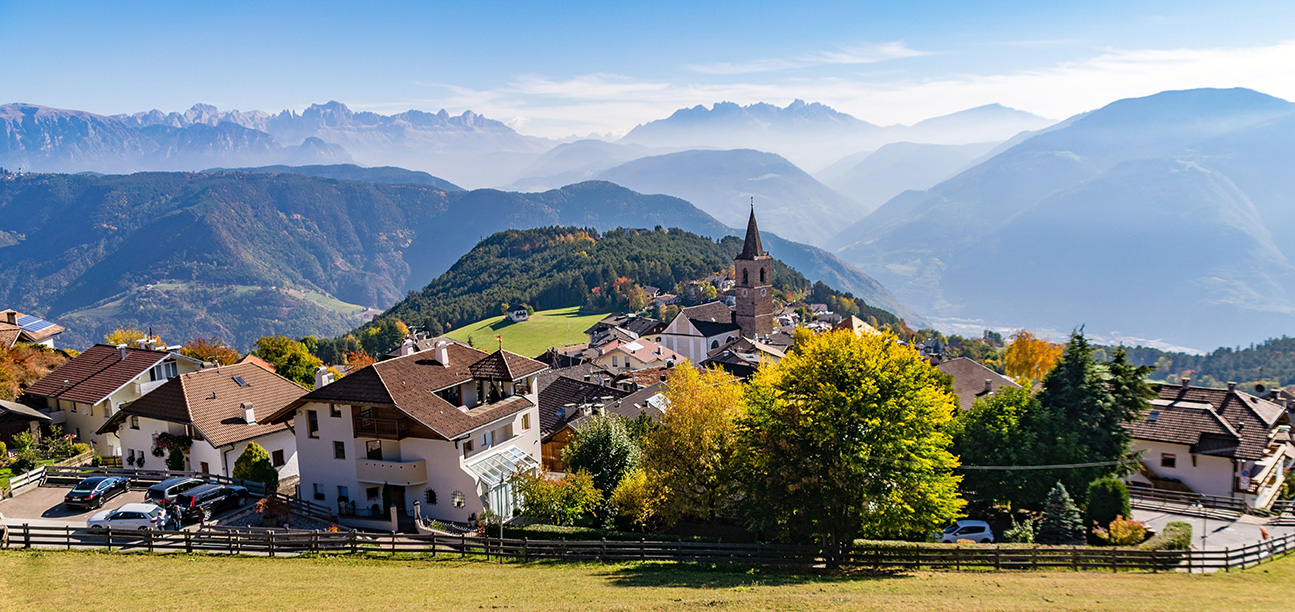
[1133,507,1295,550]
[0,484,147,528]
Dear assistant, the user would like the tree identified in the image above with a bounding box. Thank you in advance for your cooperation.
[346,350,375,370]
[641,363,745,527]
[1003,330,1062,384]
[1085,476,1131,536]
[252,335,324,388]
[1036,482,1085,545]
[360,319,409,357]
[181,337,240,365]
[561,414,640,496]
[950,386,1040,507]
[232,441,280,494]
[105,327,163,347]
[513,470,601,525]
[0,344,67,401]
[610,468,657,531]
[738,330,964,547]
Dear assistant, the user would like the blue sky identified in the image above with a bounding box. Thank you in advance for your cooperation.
[4,0,1295,137]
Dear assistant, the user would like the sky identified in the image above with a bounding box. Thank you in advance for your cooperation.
[4,0,1295,138]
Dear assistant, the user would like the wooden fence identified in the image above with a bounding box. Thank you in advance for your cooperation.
[1127,485,1249,513]
[37,466,334,522]
[3,524,1291,573]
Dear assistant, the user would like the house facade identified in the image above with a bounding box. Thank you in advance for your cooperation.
[98,362,304,487]
[266,341,547,527]
[659,301,742,363]
[25,343,203,455]
[1128,380,1293,508]
[0,309,65,349]
[591,337,682,373]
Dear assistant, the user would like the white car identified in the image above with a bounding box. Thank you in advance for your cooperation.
[87,503,167,531]
[940,520,995,543]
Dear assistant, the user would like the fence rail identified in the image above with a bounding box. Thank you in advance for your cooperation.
[1127,485,1249,513]
[37,466,334,522]
[3,523,1291,573]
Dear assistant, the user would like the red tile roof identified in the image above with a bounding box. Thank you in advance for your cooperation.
[1128,383,1290,460]
[25,344,173,405]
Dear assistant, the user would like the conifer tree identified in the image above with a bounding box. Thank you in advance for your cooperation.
[1037,482,1085,545]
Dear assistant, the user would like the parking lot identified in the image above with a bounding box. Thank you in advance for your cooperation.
[0,483,248,530]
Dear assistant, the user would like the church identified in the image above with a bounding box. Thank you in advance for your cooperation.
[659,207,778,364]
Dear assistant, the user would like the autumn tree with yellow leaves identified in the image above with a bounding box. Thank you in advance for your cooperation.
[1003,330,1063,384]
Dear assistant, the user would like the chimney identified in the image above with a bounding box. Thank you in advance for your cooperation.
[1181,377,1191,388]
[583,374,592,382]
[434,340,449,366]
[314,366,334,389]
[242,402,256,425]
[116,343,128,360]
[1227,381,1237,393]
[399,338,416,357]
[3,311,15,325]
[984,379,993,393]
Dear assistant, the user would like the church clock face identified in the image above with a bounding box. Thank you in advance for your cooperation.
[740,288,748,296]
[760,289,767,296]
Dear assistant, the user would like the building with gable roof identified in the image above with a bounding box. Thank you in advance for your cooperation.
[265,340,547,527]
[25,343,204,455]
[0,309,65,349]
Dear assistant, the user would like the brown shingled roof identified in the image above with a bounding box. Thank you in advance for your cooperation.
[268,342,547,439]
[539,376,630,434]
[935,357,1021,411]
[99,362,307,447]
[25,344,174,405]
[1137,383,1289,460]
[1129,397,1241,457]
[0,322,21,349]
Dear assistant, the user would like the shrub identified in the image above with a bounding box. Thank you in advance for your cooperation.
[513,469,602,526]
[609,468,657,531]
[166,448,186,471]
[1002,517,1035,543]
[232,442,279,494]
[255,496,291,527]
[1037,482,1085,545]
[1139,521,1193,550]
[11,450,39,474]
[0,441,6,456]
[1093,515,1147,546]
[1085,477,1131,536]
[69,442,92,457]
[11,431,34,453]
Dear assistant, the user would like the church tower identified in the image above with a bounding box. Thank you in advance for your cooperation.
[734,206,774,339]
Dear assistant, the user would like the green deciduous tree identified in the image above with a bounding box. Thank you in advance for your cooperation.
[232,441,280,494]
[513,470,601,526]
[951,385,1039,507]
[738,330,964,548]
[561,414,640,496]
[1037,482,1085,545]
[252,335,324,388]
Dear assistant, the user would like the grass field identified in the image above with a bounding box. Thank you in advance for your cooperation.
[444,306,609,357]
[3,550,1292,611]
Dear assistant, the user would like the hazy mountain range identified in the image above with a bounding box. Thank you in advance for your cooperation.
[828,88,1295,350]
[0,170,917,348]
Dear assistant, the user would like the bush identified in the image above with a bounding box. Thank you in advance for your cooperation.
[1085,477,1131,537]
[11,450,39,474]
[11,431,34,453]
[609,468,657,531]
[513,470,601,526]
[69,442,92,457]
[1139,521,1193,550]
[232,442,279,493]
[1093,515,1147,546]
[1002,517,1035,543]
[166,448,186,471]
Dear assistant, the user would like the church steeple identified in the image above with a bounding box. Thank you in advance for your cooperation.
[737,203,766,260]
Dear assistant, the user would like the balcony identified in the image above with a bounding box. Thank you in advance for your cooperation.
[356,458,427,486]
[353,415,411,440]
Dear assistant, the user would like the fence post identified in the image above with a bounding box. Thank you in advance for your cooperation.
[1110,546,1117,573]
[147,529,154,553]
[390,532,396,557]
[106,526,113,551]
[601,538,607,563]
[269,532,276,557]
[1224,547,1229,572]
[350,530,358,555]
[185,531,192,553]
[66,525,71,551]
[1031,545,1037,570]
[431,534,438,557]
[22,523,29,549]
[523,537,528,561]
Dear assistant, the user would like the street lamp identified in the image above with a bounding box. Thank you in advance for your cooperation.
[1194,502,1207,548]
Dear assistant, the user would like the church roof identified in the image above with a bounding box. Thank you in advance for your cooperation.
[737,207,767,260]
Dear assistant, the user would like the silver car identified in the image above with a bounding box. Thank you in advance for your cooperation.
[87,502,167,531]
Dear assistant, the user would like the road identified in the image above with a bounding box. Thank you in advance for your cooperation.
[1133,507,1295,550]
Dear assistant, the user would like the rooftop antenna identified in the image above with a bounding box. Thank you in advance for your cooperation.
[750,196,754,208]
[495,334,503,352]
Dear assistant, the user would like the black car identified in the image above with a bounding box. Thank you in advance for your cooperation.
[64,476,130,509]
[175,484,249,522]
[145,477,206,505]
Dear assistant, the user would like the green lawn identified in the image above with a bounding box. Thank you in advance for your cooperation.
[444,306,609,358]
[3,549,1293,611]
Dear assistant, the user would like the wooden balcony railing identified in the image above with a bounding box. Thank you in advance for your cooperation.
[353,415,411,440]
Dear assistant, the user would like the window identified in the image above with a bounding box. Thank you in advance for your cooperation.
[438,385,462,405]
[710,340,719,350]
[70,403,77,413]
[333,441,346,459]
[742,269,749,284]
[514,378,531,396]
[366,440,383,461]
[272,449,285,467]
[611,356,618,367]
[462,439,474,457]
[367,487,380,500]
[1161,453,1177,468]
[424,489,437,505]
[1148,410,1159,423]
[329,403,341,418]
[522,414,531,431]
[233,376,249,387]
[130,416,140,430]
[307,410,319,438]
[337,486,349,501]
[481,431,493,448]
[313,483,325,501]
[199,462,209,473]
[451,491,466,508]
[760,267,766,283]
[149,361,178,382]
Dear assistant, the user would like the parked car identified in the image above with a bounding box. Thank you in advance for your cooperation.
[64,476,130,509]
[940,520,996,544]
[87,502,167,531]
[145,477,206,505]
[175,484,249,522]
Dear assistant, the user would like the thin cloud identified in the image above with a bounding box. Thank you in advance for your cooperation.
[686,41,929,75]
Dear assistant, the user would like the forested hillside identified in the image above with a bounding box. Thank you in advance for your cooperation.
[366,226,904,337]
[1119,336,1295,388]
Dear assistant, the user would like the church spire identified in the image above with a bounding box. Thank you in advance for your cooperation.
[737,203,766,260]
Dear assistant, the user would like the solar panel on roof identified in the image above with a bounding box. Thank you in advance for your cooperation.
[15,315,55,332]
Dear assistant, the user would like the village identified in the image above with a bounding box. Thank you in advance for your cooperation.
[0,209,1291,576]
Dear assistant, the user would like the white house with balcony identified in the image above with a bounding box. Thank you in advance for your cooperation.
[24,343,203,455]
[266,340,547,529]
[97,362,304,487]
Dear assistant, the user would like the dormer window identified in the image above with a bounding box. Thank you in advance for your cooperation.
[149,361,178,382]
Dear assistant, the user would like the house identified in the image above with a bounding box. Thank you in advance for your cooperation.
[935,357,1020,410]
[239,353,277,372]
[538,376,631,471]
[0,398,50,446]
[507,308,529,323]
[641,285,661,298]
[592,337,683,373]
[381,333,470,361]
[265,341,547,528]
[833,315,879,337]
[583,314,666,344]
[1127,379,1294,509]
[701,337,785,379]
[24,343,204,455]
[809,304,830,316]
[653,293,680,308]
[97,362,304,487]
[659,301,742,363]
[0,309,65,349]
